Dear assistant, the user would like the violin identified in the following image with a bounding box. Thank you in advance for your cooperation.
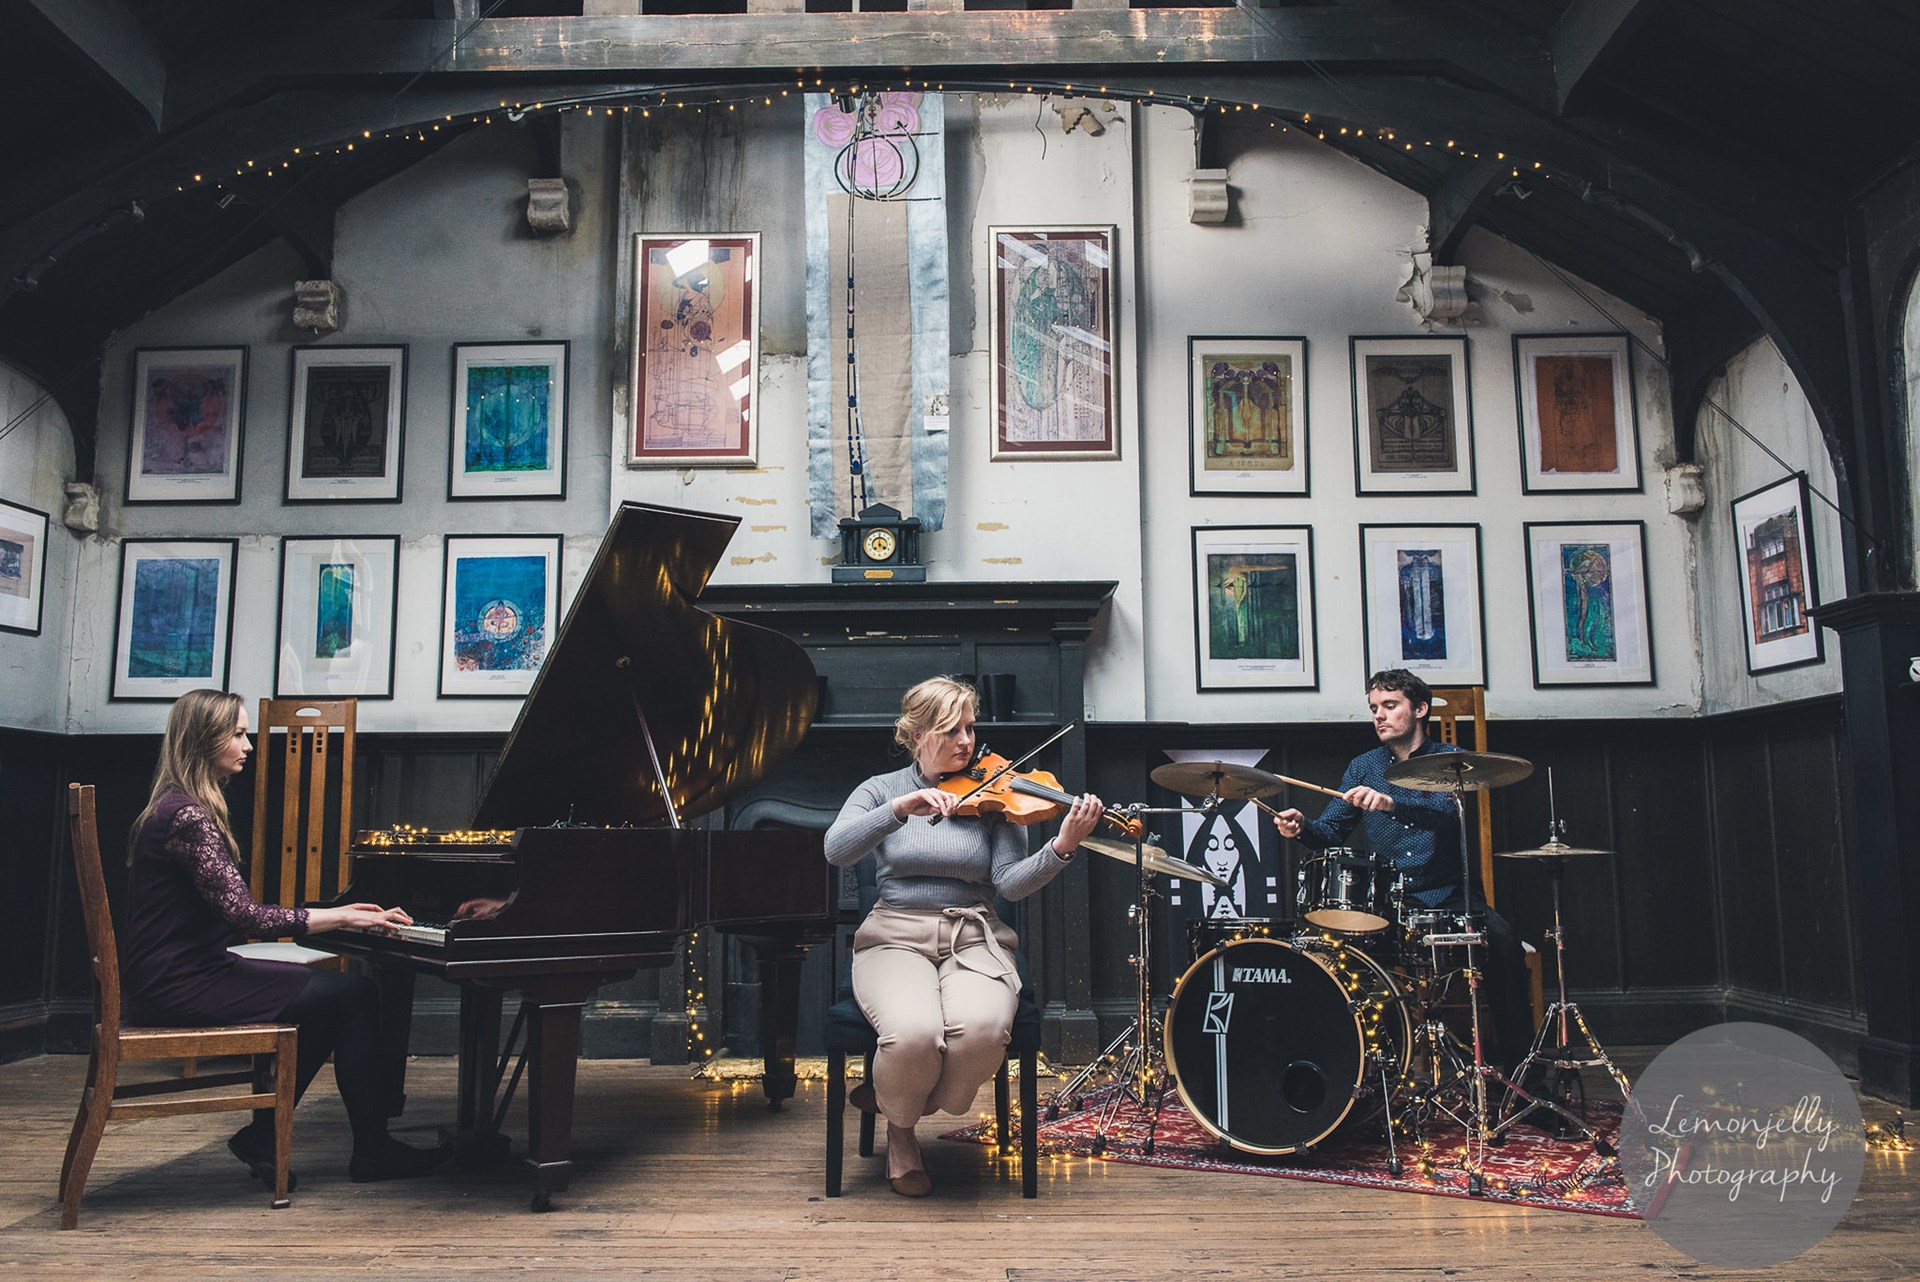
[936,749,1146,839]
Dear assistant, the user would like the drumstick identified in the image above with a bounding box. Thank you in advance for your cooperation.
[1271,773,1347,801]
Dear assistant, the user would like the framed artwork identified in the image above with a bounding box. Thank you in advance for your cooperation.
[989,225,1120,460]
[1191,525,1317,691]
[1514,332,1641,492]
[0,498,50,636]
[125,346,247,504]
[1358,524,1486,686]
[1731,472,1823,674]
[628,233,760,466]
[449,342,568,499]
[286,345,407,502]
[274,536,400,698]
[1523,521,1654,686]
[1350,335,1474,495]
[438,534,562,698]
[110,538,238,701]
[1187,336,1309,496]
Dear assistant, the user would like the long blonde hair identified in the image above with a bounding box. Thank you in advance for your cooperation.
[893,676,977,757]
[130,688,245,863]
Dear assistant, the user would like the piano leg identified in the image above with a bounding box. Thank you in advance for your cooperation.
[751,934,809,1112]
[522,992,588,1211]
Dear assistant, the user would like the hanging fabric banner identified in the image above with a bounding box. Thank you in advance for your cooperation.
[803,92,950,537]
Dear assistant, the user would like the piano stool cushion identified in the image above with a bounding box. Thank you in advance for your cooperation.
[229,941,338,967]
[823,990,1043,1056]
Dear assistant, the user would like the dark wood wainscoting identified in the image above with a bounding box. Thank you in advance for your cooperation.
[5,696,1866,1080]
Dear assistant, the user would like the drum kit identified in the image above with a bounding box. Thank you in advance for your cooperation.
[1051,752,1626,1191]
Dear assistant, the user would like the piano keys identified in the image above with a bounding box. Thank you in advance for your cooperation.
[312,502,835,1210]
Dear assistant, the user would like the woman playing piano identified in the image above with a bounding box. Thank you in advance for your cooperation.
[122,689,452,1187]
[825,677,1103,1197]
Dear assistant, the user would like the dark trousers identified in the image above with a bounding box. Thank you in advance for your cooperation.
[248,968,389,1148]
[1416,898,1533,1074]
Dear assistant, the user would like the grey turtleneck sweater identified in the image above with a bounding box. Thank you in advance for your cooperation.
[824,764,1072,910]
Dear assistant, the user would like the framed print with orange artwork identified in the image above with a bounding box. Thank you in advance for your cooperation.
[628,233,760,466]
[1514,332,1641,493]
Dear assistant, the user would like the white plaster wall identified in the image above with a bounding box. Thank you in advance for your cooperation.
[62,96,1710,734]
[1694,339,1845,714]
[0,361,78,732]
[1134,110,1691,723]
[78,123,622,734]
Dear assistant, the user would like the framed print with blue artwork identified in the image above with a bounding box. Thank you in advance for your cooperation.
[1523,521,1653,686]
[125,346,247,504]
[110,538,238,701]
[0,498,50,636]
[438,534,562,698]
[274,536,400,698]
[1358,524,1486,686]
[1190,525,1317,691]
[449,342,568,499]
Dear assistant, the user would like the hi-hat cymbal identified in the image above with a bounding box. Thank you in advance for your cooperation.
[1080,836,1229,888]
[1150,760,1283,801]
[1495,842,1615,859]
[1383,750,1534,792]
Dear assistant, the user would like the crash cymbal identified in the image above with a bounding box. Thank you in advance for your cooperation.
[1383,750,1534,792]
[1150,760,1284,801]
[1081,836,1229,888]
[1495,842,1614,859]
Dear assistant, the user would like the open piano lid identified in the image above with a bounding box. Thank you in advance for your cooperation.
[471,502,819,830]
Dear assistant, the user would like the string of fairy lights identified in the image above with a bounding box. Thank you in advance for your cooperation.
[157,76,1563,209]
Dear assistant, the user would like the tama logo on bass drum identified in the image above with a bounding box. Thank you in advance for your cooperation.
[1231,966,1292,984]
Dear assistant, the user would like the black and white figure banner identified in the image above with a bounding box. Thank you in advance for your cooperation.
[1161,748,1286,922]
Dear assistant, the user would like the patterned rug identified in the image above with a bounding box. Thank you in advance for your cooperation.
[942,1084,1638,1218]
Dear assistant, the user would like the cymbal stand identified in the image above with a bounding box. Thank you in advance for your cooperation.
[1050,803,1196,1158]
[1494,805,1632,1138]
[1419,767,1603,1191]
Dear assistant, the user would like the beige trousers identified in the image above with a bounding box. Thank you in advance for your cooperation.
[850,903,1021,1127]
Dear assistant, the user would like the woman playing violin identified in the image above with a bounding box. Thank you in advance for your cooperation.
[824,676,1103,1197]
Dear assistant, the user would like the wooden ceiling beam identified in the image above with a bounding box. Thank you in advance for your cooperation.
[1549,0,1659,115]
[1425,157,1505,263]
[161,8,1555,123]
[24,0,167,132]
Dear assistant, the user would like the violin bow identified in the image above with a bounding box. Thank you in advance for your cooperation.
[927,722,1077,826]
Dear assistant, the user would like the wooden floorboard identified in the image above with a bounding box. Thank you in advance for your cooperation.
[1,1051,1914,1280]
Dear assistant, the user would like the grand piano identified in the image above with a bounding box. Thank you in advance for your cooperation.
[316,501,835,1209]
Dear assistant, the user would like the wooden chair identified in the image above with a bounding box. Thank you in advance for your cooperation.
[230,698,357,967]
[60,783,297,1229]
[1425,687,1545,1026]
[824,861,1040,1198]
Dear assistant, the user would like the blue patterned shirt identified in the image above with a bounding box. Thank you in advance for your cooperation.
[1296,739,1473,908]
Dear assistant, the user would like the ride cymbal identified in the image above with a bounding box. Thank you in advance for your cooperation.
[1494,841,1614,859]
[1150,760,1283,801]
[1383,750,1533,792]
[1080,836,1229,888]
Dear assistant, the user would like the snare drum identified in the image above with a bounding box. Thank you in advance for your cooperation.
[1298,849,1392,934]
[1163,936,1412,1155]
[1186,915,1291,962]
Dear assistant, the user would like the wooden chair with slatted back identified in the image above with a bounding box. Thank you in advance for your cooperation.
[231,698,357,968]
[1423,686,1545,1025]
[60,784,297,1228]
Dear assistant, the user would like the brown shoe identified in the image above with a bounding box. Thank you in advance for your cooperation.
[848,1081,879,1114]
[888,1168,932,1197]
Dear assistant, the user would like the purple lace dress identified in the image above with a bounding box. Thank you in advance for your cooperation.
[121,791,314,1027]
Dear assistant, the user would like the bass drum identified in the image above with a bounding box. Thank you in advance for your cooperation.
[1163,936,1411,1155]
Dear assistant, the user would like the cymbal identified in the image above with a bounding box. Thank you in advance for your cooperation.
[1383,750,1534,792]
[1495,842,1614,859]
[1150,760,1283,801]
[1080,836,1229,888]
